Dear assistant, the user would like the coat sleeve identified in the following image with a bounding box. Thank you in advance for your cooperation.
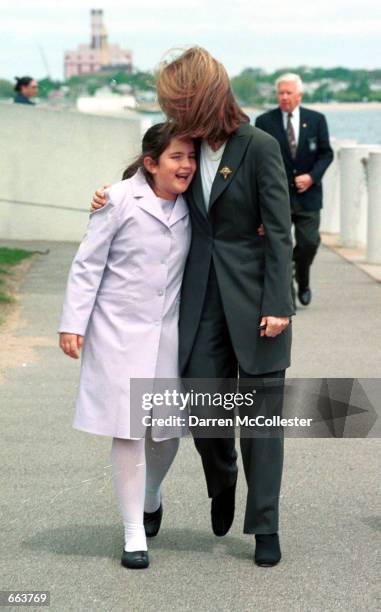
[309,115,334,184]
[255,137,295,317]
[58,195,119,336]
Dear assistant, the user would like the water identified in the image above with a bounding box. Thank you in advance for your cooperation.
[319,109,381,145]
[138,108,381,145]
[249,108,381,145]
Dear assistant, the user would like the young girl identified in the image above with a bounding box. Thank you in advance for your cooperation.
[59,123,196,569]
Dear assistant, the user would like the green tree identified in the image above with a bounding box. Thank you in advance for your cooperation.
[0,79,14,98]
[38,77,63,98]
[231,70,260,105]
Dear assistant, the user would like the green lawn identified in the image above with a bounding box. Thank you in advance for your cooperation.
[0,247,34,303]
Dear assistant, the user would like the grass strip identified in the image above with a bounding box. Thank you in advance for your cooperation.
[0,247,34,266]
[0,247,34,302]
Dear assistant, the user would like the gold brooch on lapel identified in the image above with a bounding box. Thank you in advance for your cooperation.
[302,123,308,128]
[220,166,232,180]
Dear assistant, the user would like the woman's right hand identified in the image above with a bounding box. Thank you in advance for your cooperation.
[90,184,110,211]
[59,333,84,359]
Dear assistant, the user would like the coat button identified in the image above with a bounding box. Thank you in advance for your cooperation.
[158,290,164,296]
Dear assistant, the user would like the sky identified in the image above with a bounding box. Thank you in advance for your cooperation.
[1,0,380,82]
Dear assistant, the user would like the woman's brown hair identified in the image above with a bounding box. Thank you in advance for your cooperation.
[156,47,249,143]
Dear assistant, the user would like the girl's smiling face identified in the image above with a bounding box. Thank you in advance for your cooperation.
[144,137,196,200]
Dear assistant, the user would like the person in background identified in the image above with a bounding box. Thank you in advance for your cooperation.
[256,74,333,306]
[14,76,38,105]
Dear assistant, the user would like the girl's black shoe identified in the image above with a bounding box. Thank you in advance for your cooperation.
[121,550,149,569]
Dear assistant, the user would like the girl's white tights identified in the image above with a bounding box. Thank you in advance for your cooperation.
[111,434,179,552]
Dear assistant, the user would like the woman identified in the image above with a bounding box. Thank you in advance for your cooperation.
[59,123,196,569]
[157,48,292,567]
[14,76,38,105]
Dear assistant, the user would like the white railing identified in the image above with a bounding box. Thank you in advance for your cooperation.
[321,140,381,264]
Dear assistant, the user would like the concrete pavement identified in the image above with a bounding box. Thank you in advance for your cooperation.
[0,240,380,612]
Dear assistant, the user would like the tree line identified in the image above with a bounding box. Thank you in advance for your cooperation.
[1,66,380,104]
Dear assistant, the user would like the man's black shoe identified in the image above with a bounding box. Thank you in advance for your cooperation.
[121,550,149,569]
[144,504,163,538]
[211,482,236,536]
[298,286,312,306]
[254,533,281,567]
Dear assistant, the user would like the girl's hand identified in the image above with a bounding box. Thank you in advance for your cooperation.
[257,224,265,236]
[59,333,84,359]
[90,184,110,211]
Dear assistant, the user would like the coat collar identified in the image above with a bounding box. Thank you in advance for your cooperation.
[273,108,292,161]
[191,123,253,217]
[129,168,188,227]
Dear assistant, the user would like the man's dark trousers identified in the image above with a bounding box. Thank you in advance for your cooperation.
[290,191,321,289]
[183,264,285,535]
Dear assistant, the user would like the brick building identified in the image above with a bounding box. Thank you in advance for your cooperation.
[64,9,133,79]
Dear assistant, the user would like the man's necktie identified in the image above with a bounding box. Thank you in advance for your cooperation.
[287,113,297,159]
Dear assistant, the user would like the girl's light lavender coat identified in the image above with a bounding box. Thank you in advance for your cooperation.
[59,169,191,439]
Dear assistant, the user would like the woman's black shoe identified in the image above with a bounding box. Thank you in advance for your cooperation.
[254,533,281,567]
[144,504,163,537]
[211,482,236,536]
[121,550,149,569]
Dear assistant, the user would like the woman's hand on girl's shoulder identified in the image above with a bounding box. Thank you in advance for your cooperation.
[59,333,84,359]
[90,184,110,212]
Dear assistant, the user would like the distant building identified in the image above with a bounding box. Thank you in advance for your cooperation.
[76,87,137,115]
[64,9,133,79]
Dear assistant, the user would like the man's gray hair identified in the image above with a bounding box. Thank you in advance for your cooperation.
[275,73,303,92]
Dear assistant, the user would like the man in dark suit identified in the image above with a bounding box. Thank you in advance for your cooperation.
[255,74,333,306]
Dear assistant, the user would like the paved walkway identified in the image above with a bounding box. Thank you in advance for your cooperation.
[0,240,380,612]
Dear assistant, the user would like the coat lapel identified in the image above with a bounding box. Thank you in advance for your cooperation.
[208,124,253,211]
[131,169,172,227]
[273,108,293,163]
[168,194,189,226]
[296,107,308,161]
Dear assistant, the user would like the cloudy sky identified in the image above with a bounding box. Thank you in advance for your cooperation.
[1,0,380,81]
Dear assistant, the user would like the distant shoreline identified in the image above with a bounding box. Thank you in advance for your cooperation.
[244,102,381,113]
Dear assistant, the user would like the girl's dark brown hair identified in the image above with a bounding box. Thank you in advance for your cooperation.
[122,122,180,187]
[156,47,249,142]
